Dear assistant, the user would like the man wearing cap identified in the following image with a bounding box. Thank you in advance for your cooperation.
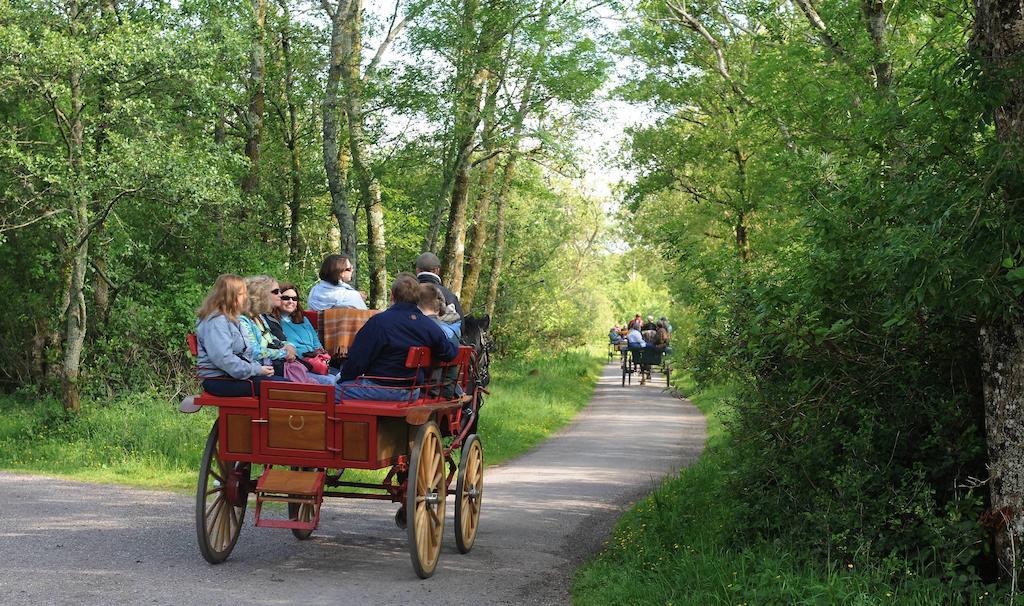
[415,252,464,320]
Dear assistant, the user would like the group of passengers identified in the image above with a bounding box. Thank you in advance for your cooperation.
[608,314,672,351]
[194,252,465,404]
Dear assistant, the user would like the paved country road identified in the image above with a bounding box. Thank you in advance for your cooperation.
[0,363,705,605]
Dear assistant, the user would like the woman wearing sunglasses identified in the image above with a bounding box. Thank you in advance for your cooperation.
[307,254,367,310]
[194,274,283,397]
[240,275,297,376]
[277,283,325,356]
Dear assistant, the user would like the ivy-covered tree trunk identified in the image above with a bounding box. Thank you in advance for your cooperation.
[340,0,387,308]
[322,1,357,264]
[278,0,302,264]
[61,0,88,413]
[484,156,515,318]
[972,0,1024,583]
[241,0,267,195]
[461,153,498,312]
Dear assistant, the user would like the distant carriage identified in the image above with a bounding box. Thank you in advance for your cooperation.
[621,345,671,387]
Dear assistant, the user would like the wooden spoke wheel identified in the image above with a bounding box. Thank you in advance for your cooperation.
[288,502,315,540]
[196,420,248,564]
[454,434,483,554]
[407,421,446,578]
[287,466,316,540]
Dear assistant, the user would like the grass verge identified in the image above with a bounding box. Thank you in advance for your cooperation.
[0,350,602,492]
[571,378,1004,606]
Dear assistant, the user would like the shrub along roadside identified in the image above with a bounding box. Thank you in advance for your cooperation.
[0,350,603,491]
[571,380,1005,606]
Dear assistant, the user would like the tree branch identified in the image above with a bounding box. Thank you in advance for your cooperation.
[790,0,849,60]
[0,208,69,234]
[73,188,139,250]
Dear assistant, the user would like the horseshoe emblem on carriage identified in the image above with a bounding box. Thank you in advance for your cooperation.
[288,415,305,431]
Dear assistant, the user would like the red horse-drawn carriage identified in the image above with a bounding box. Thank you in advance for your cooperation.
[183,309,487,578]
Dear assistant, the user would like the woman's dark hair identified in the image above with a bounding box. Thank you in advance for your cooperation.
[318,254,352,285]
[278,283,306,323]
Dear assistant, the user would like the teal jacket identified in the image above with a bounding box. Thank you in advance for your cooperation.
[240,315,288,362]
[281,316,323,356]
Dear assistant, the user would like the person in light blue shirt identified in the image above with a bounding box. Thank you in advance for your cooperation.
[307,254,367,311]
[277,283,325,356]
[626,326,647,349]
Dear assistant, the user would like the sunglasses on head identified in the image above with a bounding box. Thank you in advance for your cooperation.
[280,295,298,302]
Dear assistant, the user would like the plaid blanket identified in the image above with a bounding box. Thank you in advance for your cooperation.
[318,308,379,356]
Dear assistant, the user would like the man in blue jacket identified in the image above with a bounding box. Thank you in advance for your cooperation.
[336,272,458,402]
[415,252,464,320]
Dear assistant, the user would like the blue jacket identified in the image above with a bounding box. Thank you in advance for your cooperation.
[627,328,647,348]
[195,313,264,379]
[281,316,323,356]
[341,302,458,383]
[307,279,367,311]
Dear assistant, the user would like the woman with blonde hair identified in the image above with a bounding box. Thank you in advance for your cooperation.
[194,274,281,397]
[240,275,297,375]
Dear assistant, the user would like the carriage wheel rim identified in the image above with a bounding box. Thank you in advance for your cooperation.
[409,422,445,576]
[197,421,246,563]
[457,437,483,550]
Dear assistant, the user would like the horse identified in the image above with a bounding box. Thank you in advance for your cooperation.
[461,314,494,389]
[458,314,494,435]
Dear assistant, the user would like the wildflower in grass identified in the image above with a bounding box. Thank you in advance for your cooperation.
[847,563,853,569]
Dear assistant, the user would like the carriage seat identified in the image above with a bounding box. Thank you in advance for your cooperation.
[184,329,473,412]
[337,345,474,409]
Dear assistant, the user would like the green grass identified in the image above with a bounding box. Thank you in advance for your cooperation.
[0,350,603,491]
[571,378,1005,606]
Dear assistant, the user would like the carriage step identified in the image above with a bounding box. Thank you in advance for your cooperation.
[253,468,325,531]
[256,468,325,495]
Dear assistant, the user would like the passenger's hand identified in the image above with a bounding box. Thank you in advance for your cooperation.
[284,345,297,361]
[260,365,274,376]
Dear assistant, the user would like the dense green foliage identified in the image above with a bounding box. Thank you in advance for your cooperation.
[573,381,1007,604]
[616,0,1014,585]
[0,0,614,400]
[0,350,602,489]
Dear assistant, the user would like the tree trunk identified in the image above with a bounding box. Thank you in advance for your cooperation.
[861,0,891,90]
[980,326,1024,586]
[241,0,267,195]
[424,164,456,254]
[972,0,1024,584]
[61,2,88,412]
[279,0,302,264]
[341,0,387,307]
[442,155,473,294]
[484,156,515,318]
[460,154,498,312]
[365,181,387,308]
[90,0,119,330]
[732,145,752,261]
[426,0,482,258]
[322,4,357,263]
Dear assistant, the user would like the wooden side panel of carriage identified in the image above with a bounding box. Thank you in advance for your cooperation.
[217,384,412,468]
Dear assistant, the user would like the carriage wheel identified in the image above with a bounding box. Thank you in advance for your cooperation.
[196,420,247,564]
[288,502,315,540]
[287,466,316,540]
[407,421,446,578]
[455,434,483,554]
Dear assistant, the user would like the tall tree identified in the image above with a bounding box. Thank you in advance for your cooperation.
[241,0,268,194]
[321,0,357,264]
[972,0,1024,583]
